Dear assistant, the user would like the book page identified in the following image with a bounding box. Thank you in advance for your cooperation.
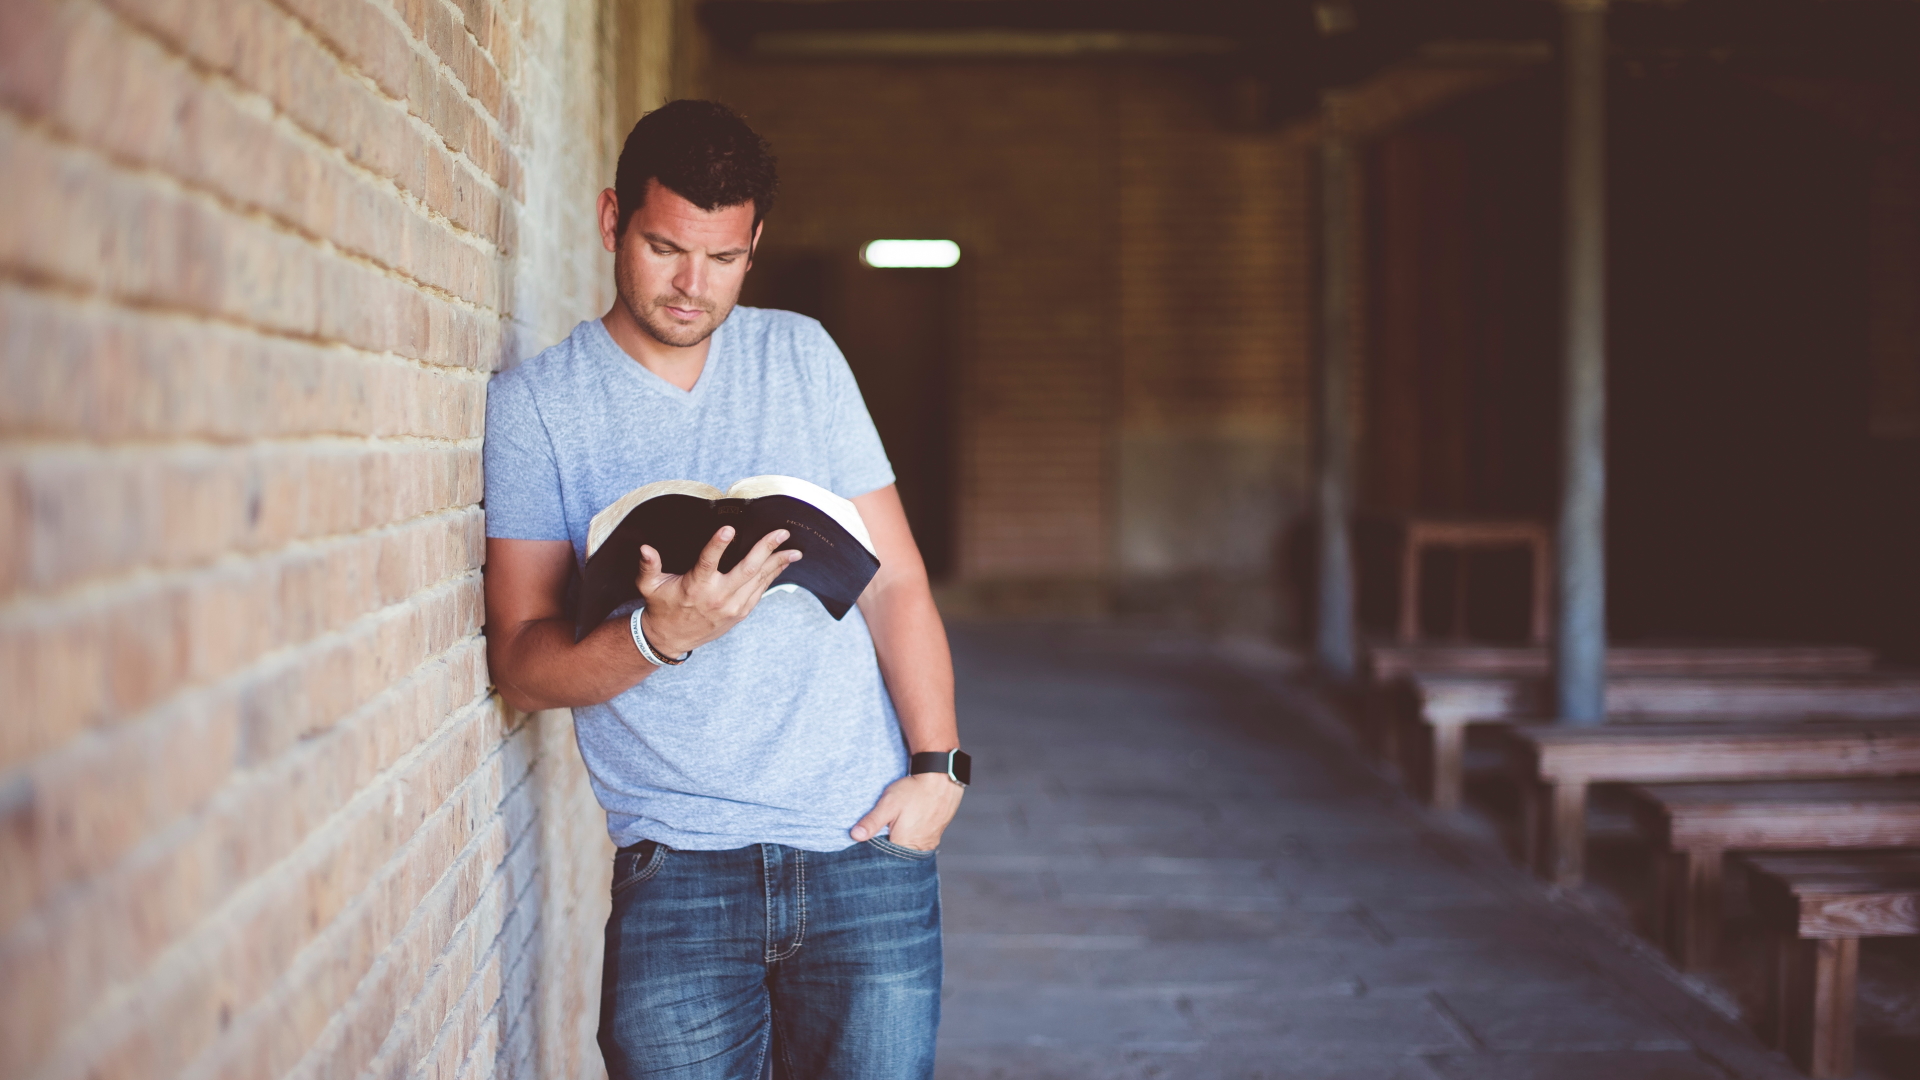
[727,475,877,555]
[586,479,726,558]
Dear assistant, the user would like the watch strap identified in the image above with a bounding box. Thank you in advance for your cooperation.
[910,749,971,786]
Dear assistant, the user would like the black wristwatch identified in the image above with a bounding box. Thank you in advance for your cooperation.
[910,749,971,787]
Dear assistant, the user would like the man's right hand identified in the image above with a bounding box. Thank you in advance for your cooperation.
[635,526,801,656]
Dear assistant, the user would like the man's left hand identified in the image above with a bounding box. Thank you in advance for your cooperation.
[850,772,964,851]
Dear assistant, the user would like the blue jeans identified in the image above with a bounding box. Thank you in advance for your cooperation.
[598,837,942,1080]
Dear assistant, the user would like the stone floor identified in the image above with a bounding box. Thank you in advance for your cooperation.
[931,624,1808,1080]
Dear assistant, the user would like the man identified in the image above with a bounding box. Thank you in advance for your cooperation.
[482,101,965,1080]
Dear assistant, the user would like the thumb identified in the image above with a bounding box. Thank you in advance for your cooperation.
[849,797,898,842]
[635,545,664,591]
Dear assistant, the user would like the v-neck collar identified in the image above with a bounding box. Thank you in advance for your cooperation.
[589,315,727,404]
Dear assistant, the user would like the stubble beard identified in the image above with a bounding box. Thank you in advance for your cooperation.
[615,257,729,349]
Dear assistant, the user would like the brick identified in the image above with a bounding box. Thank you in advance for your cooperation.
[264,732,544,1080]
[271,0,414,101]
[3,442,478,599]
[2,688,514,1080]
[98,0,512,243]
[0,463,22,599]
[0,572,483,937]
[0,0,627,1075]
[0,120,503,370]
[390,0,508,132]
[0,0,75,118]
[366,875,511,1080]
[0,287,488,443]
[0,508,483,772]
[209,811,519,1080]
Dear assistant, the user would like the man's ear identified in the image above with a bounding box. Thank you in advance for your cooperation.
[598,189,621,253]
[746,220,764,269]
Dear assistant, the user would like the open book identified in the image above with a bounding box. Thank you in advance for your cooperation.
[575,475,881,638]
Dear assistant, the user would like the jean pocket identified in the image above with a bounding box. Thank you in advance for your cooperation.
[611,840,667,897]
[867,835,937,861]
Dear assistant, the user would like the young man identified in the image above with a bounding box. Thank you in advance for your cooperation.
[482,101,965,1079]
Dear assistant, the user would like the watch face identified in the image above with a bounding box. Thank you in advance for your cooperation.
[950,750,972,786]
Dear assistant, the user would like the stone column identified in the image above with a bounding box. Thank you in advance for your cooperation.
[1316,116,1359,681]
[1554,0,1609,723]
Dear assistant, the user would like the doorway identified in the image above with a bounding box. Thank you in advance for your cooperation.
[740,251,962,580]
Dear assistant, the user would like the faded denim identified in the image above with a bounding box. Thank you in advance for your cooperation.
[598,837,942,1080]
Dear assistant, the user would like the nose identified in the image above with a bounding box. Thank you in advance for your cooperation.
[672,253,706,300]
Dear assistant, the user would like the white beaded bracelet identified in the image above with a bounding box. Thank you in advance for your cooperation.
[629,609,689,667]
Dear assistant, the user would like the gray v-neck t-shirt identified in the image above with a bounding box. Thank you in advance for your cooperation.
[483,310,904,851]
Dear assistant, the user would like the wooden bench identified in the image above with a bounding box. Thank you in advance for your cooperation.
[1499,720,1920,887]
[1401,672,1920,812]
[1738,851,1920,1078]
[1621,778,1920,969]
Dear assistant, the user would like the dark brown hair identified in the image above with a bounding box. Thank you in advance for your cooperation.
[613,100,778,237]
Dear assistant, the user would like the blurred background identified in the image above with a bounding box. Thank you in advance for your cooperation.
[2,0,1917,1078]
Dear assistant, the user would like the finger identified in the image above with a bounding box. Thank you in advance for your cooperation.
[849,795,899,842]
[725,546,800,612]
[726,528,790,579]
[692,526,735,579]
[755,547,802,589]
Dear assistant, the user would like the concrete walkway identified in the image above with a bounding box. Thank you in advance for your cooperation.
[932,624,1801,1080]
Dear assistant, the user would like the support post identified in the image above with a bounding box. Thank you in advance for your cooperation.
[1315,122,1359,682]
[1554,0,1609,725]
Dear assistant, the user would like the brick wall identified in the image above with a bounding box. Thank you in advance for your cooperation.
[0,0,633,1075]
[1111,68,1317,632]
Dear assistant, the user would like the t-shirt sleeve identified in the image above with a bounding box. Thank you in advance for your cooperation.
[483,374,572,541]
[812,325,897,499]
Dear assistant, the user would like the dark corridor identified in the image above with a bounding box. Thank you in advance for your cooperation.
[1358,70,1913,656]
[742,253,962,580]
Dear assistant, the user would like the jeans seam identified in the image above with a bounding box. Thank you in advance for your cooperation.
[872,835,936,860]
[767,849,807,962]
[771,1004,798,1077]
[751,1004,772,1080]
[762,845,776,963]
[610,843,665,899]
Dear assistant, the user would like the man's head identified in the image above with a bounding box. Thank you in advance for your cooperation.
[599,101,779,350]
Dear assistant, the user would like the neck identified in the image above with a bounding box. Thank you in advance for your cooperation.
[602,300,711,392]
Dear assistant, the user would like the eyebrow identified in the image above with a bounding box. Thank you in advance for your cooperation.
[640,231,752,258]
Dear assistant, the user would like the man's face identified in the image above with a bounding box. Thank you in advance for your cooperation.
[603,178,761,349]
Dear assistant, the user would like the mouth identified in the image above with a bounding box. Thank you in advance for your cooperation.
[661,303,707,322]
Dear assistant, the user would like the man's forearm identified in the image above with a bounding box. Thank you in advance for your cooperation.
[488,615,655,712]
[861,577,958,753]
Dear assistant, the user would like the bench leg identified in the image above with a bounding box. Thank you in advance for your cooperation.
[1431,720,1465,813]
[1530,779,1588,886]
[1658,847,1726,970]
[1780,936,1859,1079]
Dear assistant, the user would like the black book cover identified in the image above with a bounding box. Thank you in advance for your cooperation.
[575,476,881,639]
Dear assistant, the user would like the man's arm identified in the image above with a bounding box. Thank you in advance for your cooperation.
[847,484,965,849]
[485,539,653,712]
[485,526,799,713]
